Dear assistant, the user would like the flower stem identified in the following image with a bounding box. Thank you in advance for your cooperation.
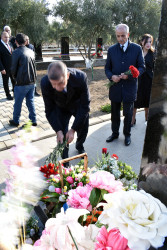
[67,225,79,250]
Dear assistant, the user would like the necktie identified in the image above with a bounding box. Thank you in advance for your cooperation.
[6,43,11,53]
[121,45,124,52]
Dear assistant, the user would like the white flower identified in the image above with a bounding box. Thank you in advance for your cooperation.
[78,173,83,180]
[45,208,89,249]
[59,195,66,202]
[48,185,56,192]
[78,224,100,249]
[98,190,167,250]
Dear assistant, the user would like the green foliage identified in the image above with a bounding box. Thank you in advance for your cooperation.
[101,103,111,113]
[89,188,102,208]
[110,0,161,42]
[53,0,113,59]
[1,0,50,45]
[45,141,68,165]
[52,0,162,52]
[95,153,138,190]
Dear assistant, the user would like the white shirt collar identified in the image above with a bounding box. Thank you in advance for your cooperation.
[120,40,129,51]
[1,40,10,51]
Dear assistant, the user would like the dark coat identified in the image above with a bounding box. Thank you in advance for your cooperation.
[0,40,13,73]
[105,41,145,103]
[134,49,155,108]
[11,46,37,86]
[41,68,90,132]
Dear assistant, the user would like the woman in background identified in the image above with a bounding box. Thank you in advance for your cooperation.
[131,34,155,126]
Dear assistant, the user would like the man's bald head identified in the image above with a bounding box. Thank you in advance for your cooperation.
[47,61,67,81]
[47,62,70,92]
[1,31,9,44]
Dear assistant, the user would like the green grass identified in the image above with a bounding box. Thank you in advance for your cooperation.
[101,103,111,113]
[100,103,123,113]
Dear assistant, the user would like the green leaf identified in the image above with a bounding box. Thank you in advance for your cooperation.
[44,197,59,202]
[89,188,102,208]
[101,189,108,199]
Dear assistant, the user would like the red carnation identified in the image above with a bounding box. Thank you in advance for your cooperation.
[111,154,118,160]
[107,65,140,88]
[40,163,58,178]
[128,65,139,78]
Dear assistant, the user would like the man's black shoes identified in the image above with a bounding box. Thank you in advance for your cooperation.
[7,94,13,100]
[125,136,131,146]
[9,119,19,127]
[106,134,119,142]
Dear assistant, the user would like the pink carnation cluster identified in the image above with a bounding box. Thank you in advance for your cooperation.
[89,170,123,193]
[95,226,130,250]
[67,184,93,211]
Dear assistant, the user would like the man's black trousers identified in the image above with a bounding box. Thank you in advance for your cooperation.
[1,73,15,97]
[111,101,134,137]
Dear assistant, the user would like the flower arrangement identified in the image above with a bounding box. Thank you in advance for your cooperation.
[2,136,167,250]
[40,164,90,216]
[107,65,140,88]
[95,150,138,190]
[31,188,167,250]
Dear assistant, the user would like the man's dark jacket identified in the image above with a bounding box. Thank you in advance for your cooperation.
[0,40,13,73]
[41,68,90,132]
[11,46,36,85]
[105,41,145,103]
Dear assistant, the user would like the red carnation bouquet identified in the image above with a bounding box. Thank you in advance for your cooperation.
[107,65,139,88]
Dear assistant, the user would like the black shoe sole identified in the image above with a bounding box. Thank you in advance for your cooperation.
[106,137,118,142]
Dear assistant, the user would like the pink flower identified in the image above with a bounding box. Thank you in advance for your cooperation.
[95,226,130,250]
[89,171,123,193]
[67,184,93,211]
[55,188,61,194]
[77,182,83,187]
[66,176,74,184]
[34,239,41,246]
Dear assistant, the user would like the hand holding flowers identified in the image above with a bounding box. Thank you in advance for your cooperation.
[107,65,140,88]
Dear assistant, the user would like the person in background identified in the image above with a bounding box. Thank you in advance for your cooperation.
[25,35,40,97]
[0,31,15,100]
[105,23,145,146]
[131,34,155,126]
[25,35,35,51]
[41,61,90,160]
[9,33,37,127]
[3,25,17,50]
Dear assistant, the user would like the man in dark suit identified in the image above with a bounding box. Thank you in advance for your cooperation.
[3,25,17,50]
[105,24,145,146]
[0,31,15,100]
[41,61,90,159]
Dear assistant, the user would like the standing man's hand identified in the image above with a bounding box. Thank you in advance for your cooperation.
[57,130,64,144]
[66,129,75,144]
[1,70,6,75]
[119,73,128,80]
[111,75,121,83]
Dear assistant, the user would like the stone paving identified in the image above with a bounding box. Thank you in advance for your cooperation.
[0,74,110,151]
